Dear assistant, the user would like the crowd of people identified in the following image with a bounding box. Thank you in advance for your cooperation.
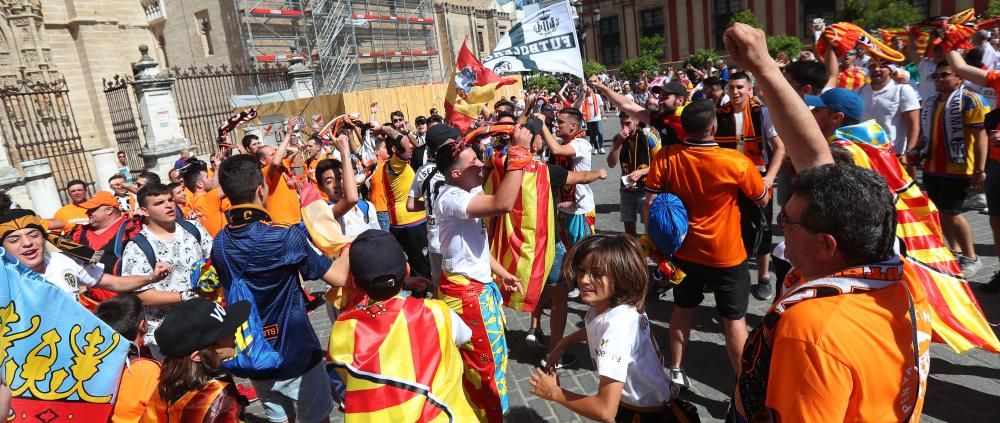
[2,15,999,423]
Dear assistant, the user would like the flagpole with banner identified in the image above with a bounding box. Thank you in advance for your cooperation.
[444,38,518,133]
[482,1,584,79]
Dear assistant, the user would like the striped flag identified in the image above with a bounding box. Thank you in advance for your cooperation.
[444,40,517,133]
[833,122,1000,353]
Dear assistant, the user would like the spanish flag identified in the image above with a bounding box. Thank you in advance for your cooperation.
[328,296,478,422]
[444,39,517,133]
[833,121,1000,353]
[484,158,557,312]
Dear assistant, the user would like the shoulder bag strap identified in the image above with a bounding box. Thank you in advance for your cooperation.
[899,281,922,422]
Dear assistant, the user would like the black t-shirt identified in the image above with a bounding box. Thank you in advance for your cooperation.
[548,163,569,199]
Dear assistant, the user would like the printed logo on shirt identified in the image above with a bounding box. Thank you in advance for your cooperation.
[594,338,624,363]
[263,323,280,340]
[210,303,226,323]
[63,273,78,289]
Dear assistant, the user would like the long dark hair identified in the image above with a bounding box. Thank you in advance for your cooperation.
[158,347,224,402]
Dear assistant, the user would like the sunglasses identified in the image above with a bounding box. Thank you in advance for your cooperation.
[392,118,405,123]
[777,210,811,231]
[930,72,954,80]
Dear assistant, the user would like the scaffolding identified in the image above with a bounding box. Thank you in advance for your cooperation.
[310,0,441,94]
[233,0,314,68]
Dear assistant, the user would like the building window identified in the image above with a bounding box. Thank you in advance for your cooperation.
[598,16,621,65]
[477,26,486,53]
[640,8,664,38]
[499,26,507,40]
[195,10,214,57]
[713,0,743,49]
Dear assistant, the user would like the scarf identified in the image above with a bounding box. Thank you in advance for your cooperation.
[920,85,967,164]
[731,255,922,423]
[817,22,905,63]
[581,92,599,121]
[553,130,587,208]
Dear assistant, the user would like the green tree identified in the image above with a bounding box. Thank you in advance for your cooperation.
[767,35,804,59]
[728,10,761,28]
[583,60,607,79]
[618,55,660,82]
[639,34,665,58]
[839,0,921,28]
[986,0,1000,17]
[524,73,561,92]
[687,48,721,69]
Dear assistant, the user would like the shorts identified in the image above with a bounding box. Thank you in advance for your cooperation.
[672,258,751,320]
[390,222,431,278]
[558,210,596,248]
[620,190,646,223]
[251,361,334,423]
[546,241,567,287]
[376,211,390,231]
[987,160,1000,217]
[438,274,509,423]
[923,173,970,214]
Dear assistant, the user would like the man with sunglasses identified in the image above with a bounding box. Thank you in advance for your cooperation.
[857,59,920,160]
[607,112,658,237]
[914,61,989,278]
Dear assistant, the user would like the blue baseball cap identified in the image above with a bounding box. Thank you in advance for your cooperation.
[804,88,864,121]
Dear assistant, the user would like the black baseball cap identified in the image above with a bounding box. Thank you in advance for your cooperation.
[426,123,461,151]
[651,80,688,98]
[350,229,408,294]
[524,118,544,137]
[415,115,428,124]
[154,298,250,358]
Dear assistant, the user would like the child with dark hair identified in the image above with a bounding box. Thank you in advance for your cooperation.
[530,234,682,423]
[95,294,161,421]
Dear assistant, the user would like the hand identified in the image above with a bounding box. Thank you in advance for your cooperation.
[370,102,379,114]
[334,134,350,152]
[898,154,909,166]
[618,126,631,140]
[723,23,775,75]
[533,112,547,122]
[403,276,430,291]
[528,367,561,400]
[150,262,172,282]
[587,75,603,90]
[972,171,986,191]
[496,270,522,294]
[762,174,775,190]
[628,169,644,182]
[598,168,608,180]
[989,130,1000,149]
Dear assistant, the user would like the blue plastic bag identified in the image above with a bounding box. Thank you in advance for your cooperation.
[647,193,688,257]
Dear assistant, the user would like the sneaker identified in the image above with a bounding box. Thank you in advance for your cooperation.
[981,207,990,215]
[525,328,547,350]
[236,383,259,403]
[964,193,988,210]
[669,368,691,390]
[958,254,983,279]
[541,352,578,369]
[981,271,1000,294]
[567,288,580,299]
[598,148,607,154]
[751,277,773,301]
[591,150,597,155]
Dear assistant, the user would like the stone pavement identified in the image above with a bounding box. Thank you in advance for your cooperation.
[247,119,1000,422]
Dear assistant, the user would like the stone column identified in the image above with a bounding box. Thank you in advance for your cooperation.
[133,45,191,178]
[91,148,119,192]
[22,159,62,218]
[0,130,31,209]
[287,51,315,99]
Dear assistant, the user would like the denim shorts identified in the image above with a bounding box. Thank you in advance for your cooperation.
[251,361,334,423]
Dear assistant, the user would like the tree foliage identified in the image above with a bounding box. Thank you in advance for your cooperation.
[524,73,561,92]
[729,10,761,28]
[639,34,665,58]
[687,48,721,69]
[583,60,607,79]
[986,0,1000,18]
[767,35,804,59]
[839,0,921,28]
[619,55,660,82]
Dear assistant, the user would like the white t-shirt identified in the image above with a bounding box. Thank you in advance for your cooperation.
[917,59,938,101]
[586,304,673,408]
[436,184,492,282]
[339,200,380,237]
[40,252,103,298]
[409,162,446,253]
[857,80,921,154]
[558,138,595,215]
[448,308,473,345]
[581,94,604,122]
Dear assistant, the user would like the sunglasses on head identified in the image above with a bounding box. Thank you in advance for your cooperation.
[930,72,954,80]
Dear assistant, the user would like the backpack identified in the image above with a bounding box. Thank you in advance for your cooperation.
[215,229,283,378]
[113,219,202,275]
[356,200,371,224]
[648,193,688,256]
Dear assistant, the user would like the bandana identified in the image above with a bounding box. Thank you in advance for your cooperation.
[920,84,967,164]
[731,255,924,423]
[0,209,103,264]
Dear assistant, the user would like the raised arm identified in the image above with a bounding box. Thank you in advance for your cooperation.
[725,23,833,170]
[566,169,608,185]
[534,113,577,156]
[330,135,360,219]
[823,43,839,89]
[588,76,652,123]
[945,49,989,87]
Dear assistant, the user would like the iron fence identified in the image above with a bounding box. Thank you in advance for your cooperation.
[102,75,146,178]
[0,75,94,202]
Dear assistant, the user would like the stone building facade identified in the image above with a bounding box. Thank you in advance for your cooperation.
[434,0,515,69]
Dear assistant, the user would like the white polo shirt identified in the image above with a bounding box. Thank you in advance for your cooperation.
[857,80,921,154]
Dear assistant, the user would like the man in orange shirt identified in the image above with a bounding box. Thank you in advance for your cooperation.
[182,159,228,236]
[367,137,391,230]
[725,22,931,423]
[52,179,91,234]
[257,123,303,225]
[643,100,768,387]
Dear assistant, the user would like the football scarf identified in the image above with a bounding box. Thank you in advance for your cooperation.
[920,84,967,164]
[817,22,905,63]
[217,108,258,146]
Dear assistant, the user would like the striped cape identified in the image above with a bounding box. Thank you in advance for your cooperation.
[833,121,1000,353]
[328,295,477,422]
[484,158,556,312]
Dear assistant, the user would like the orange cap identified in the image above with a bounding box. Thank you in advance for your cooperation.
[78,191,120,210]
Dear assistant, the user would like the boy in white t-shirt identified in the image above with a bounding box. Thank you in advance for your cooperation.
[0,208,170,300]
[406,124,453,293]
[316,134,379,237]
[433,123,533,423]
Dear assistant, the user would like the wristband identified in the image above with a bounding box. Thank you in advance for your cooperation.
[180,290,197,301]
[504,146,532,171]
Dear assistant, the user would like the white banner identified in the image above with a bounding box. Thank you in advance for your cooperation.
[482,1,584,79]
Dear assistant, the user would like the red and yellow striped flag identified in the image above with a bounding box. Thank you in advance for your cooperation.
[444,39,517,133]
[328,296,478,422]
[484,158,556,312]
[833,134,1000,353]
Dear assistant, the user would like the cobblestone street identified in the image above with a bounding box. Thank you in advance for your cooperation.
[248,119,1000,422]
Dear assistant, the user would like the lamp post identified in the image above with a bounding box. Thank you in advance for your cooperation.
[571,0,600,60]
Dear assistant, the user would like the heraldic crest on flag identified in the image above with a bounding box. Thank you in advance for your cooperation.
[444,39,517,133]
[0,248,130,421]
